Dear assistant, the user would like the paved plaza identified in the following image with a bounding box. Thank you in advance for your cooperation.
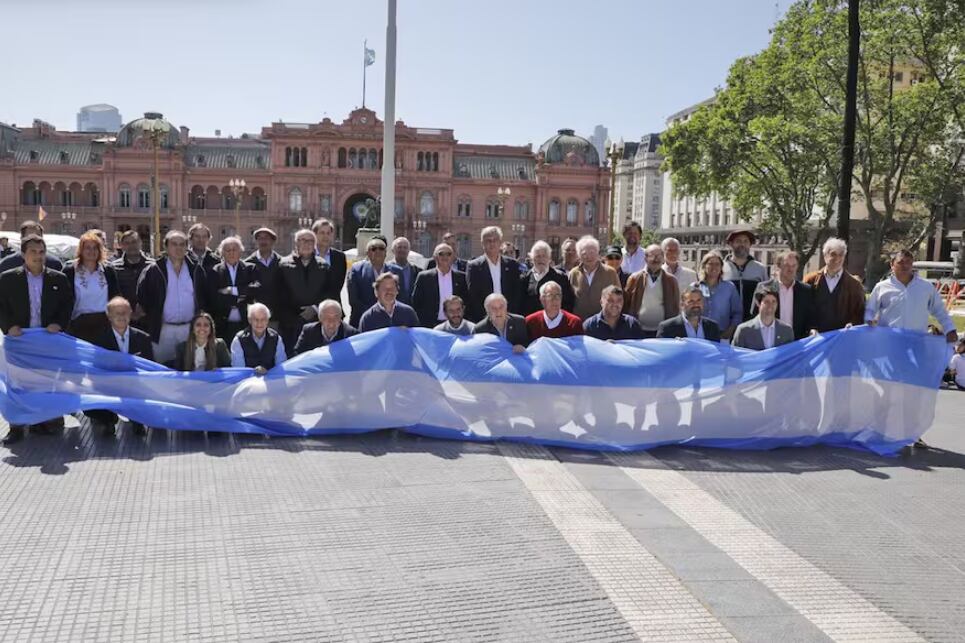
[0,389,963,642]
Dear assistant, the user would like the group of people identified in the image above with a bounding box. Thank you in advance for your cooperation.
[0,217,959,444]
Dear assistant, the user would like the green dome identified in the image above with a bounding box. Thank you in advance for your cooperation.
[116,112,180,149]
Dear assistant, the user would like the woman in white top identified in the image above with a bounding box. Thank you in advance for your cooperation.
[173,312,230,371]
[64,230,120,343]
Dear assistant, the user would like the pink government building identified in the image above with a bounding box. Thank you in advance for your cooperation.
[0,108,610,260]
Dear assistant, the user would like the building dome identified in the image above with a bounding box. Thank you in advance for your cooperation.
[115,112,180,149]
[538,128,600,166]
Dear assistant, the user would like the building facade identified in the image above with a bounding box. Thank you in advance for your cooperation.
[76,104,122,133]
[0,110,610,260]
[588,124,608,168]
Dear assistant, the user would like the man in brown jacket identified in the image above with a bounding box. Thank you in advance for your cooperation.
[802,237,865,332]
[568,236,621,320]
[623,244,681,337]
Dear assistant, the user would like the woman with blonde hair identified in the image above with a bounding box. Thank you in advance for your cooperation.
[173,312,231,371]
[64,229,120,343]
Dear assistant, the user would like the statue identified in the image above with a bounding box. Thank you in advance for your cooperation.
[361,197,381,229]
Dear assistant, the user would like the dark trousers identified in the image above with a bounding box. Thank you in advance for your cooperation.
[641,330,658,339]
[217,319,246,344]
[69,313,110,344]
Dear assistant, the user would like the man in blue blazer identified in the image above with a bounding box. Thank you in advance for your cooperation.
[346,238,404,328]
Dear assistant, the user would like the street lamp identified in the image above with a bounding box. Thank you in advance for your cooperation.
[496,186,511,218]
[606,141,621,246]
[146,122,164,257]
[229,178,246,238]
[61,210,77,234]
[181,214,198,228]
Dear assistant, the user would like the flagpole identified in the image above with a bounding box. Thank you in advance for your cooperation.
[379,0,397,239]
[362,39,367,108]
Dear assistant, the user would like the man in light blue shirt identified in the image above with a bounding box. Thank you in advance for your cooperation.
[866,249,958,344]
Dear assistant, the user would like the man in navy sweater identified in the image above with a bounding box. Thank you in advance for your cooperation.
[358,272,419,332]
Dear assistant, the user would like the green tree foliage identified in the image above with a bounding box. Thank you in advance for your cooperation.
[662,0,964,285]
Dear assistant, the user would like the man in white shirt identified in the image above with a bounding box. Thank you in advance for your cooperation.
[947,340,965,390]
[466,226,521,322]
[230,303,287,375]
[660,237,698,287]
[621,221,645,275]
[866,248,958,344]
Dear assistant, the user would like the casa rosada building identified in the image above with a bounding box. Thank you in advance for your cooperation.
[0,108,610,260]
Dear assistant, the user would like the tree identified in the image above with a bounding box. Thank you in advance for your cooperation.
[662,0,964,286]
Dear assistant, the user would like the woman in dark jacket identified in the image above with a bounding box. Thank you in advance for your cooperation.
[64,230,121,343]
[173,312,231,371]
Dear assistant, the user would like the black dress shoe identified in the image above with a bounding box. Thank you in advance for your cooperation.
[3,425,25,445]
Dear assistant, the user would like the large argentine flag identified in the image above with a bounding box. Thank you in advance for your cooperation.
[0,327,948,455]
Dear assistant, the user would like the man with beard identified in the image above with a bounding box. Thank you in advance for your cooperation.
[656,285,722,342]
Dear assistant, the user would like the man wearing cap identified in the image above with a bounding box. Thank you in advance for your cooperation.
[732,282,795,350]
[660,238,698,286]
[603,244,629,288]
[0,236,14,259]
[722,229,768,322]
[245,227,283,328]
[623,244,680,338]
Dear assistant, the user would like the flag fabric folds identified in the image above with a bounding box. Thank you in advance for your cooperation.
[0,327,948,455]
[364,47,376,66]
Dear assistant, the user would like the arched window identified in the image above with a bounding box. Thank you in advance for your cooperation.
[136,184,150,209]
[160,185,170,209]
[320,194,331,214]
[252,188,266,211]
[348,148,357,169]
[285,147,292,167]
[548,198,560,223]
[456,195,472,218]
[118,184,131,208]
[416,231,434,257]
[417,152,424,171]
[368,149,377,170]
[288,187,303,212]
[432,152,439,172]
[485,197,500,219]
[456,233,472,259]
[419,191,435,216]
[300,147,308,167]
[85,183,99,207]
[583,199,595,226]
[337,147,347,168]
[21,182,38,205]
[190,185,206,209]
[514,199,529,220]
[566,199,578,225]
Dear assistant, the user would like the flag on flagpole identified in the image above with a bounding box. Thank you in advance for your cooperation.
[37,206,47,222]
[364,47,376,67]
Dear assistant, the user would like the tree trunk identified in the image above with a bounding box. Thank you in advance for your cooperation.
[863,223,888,289]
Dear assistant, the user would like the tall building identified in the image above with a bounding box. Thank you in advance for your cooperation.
[609,134,664,237]
[610,141,637,236]
[0,110,609,259]
[588,124,608,166]
[76,104,122,133]
[658,99,797,270]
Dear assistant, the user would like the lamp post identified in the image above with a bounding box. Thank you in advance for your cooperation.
[496,186,511,219]
[229,178,246,238]
[606,141,621,245]
[147,123,164,257]
[181,214,198,228]
[61,211,77,234]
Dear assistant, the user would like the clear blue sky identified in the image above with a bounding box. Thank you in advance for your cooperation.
[4,0,786,147]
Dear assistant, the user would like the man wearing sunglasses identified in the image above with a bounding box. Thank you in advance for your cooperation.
[346,238,403,329]
[411,243,469,328]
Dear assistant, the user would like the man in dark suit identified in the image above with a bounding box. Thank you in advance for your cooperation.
[411,243,469,327]
[0,235,74,444]
[244,227,283,328]
[473,293,529,353]
[312,218,347,306]
[110,230,153,330]
[427,232,468,272]
[656,284,722,342]
[206,237,256,342]
[187,223,220,275]
[0,220,64,272]
[87,296,155,436]
[278,229,331,356]
[388,236,420,304]
[518,240,575,316]
[347,238,404,328]
[465,226,522,322]
[135,231,205,365]
[753,250,814,340]
[293,300,357,354]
